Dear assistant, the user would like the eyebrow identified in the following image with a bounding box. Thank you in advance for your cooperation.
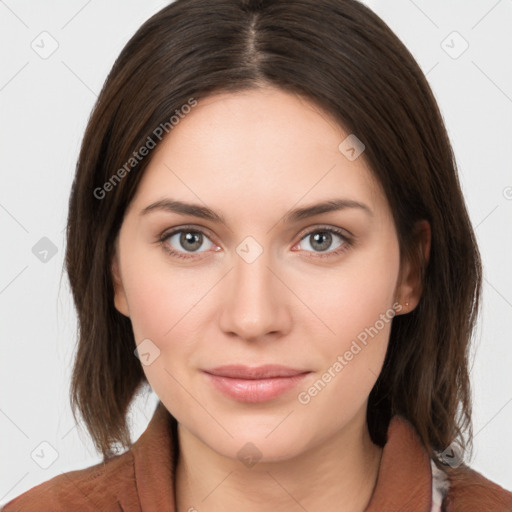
[139,198,373,224]
[282,198,373,222]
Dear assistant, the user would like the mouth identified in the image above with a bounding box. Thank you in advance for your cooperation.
[202,365,311,403]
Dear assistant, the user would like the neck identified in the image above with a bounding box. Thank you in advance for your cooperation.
[175,409,383,512]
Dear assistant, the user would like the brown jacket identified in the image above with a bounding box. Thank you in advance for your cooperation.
[3,401,512,511]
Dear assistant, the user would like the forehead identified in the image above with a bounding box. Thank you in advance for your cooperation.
[128,87,388,222]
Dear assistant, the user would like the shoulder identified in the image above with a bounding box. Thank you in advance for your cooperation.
[1,450,138,512]
[442,463,512,511]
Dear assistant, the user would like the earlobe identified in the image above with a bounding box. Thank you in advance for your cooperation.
[111,254,130,318]
[395,220,431,314]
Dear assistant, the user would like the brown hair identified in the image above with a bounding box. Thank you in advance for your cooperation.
[65,0,481,464]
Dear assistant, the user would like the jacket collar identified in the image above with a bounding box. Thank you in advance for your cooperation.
[364,414,433,511]
[131,401,178,511]
[131,401,432,511]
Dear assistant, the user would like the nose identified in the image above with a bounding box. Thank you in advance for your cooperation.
[218,244,292,343]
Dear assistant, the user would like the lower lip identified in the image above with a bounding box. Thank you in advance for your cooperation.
[204,372,310,403]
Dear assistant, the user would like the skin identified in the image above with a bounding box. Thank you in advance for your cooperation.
[112,86,430,512]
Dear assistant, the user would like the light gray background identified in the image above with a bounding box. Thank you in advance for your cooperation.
[1,0,511,505]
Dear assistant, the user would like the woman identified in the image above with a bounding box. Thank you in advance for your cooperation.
[3,0,511,510]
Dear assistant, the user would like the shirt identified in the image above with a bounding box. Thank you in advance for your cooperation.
[2,400,512,511]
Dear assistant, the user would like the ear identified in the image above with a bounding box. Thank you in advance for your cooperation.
[111,246,130,318]
[395,220,431,315]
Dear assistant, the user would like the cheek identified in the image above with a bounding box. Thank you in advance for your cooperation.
[331,266,398,350]
[124,272,177,343]
[122,260,205,408]
[120,245,221,384]
[300,242,399,347]
[295,236,400,399]
[121,241,209,343]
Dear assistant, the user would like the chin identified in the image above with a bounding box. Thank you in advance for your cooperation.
[216,431,310,465]
[194,410,319,464]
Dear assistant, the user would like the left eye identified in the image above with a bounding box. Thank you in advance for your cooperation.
[297,229,346,253]
[166,230,216,253]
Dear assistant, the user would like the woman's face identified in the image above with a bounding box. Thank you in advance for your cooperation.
[112,87,415,462]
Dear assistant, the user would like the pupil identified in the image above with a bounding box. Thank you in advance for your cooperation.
[312,232,331,251]
[181,231,202,251]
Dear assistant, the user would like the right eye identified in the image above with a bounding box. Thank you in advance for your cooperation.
[160,227,219,259]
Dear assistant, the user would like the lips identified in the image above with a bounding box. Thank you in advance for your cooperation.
[202,365,311,403]
[204,364,309,379]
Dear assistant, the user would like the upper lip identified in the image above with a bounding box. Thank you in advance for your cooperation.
[203,365,310,379]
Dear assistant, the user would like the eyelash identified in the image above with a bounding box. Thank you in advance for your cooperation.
[157,224,353,261]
